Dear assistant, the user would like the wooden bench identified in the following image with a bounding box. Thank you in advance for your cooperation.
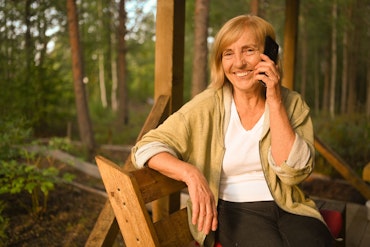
[94,155,346,247]
[95,155,193,247]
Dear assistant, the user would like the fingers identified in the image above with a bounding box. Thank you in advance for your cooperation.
[197,201,218,234]
[186,169,218,235]
[190,192,218,235]
[255,54,280,87]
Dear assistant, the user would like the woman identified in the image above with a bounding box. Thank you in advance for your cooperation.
[132,15,333,247]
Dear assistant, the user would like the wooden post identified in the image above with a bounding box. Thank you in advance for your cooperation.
[152,0,185,222]
[154,0,185,113]
[282,0,299,90]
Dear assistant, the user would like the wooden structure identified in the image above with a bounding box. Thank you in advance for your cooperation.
[95,155,192,247]
[86,0,370,246]
[86,95,171,246]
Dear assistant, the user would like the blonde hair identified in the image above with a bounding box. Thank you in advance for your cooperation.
[209,15,277,89]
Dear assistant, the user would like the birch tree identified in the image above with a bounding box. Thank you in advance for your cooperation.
[329,1,337,118]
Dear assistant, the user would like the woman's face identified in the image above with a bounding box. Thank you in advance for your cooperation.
[221,28,262,93]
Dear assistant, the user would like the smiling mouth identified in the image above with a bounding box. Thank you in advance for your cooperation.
[234,71,252,77]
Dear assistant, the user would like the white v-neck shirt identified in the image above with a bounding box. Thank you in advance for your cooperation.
[219,99,273,202]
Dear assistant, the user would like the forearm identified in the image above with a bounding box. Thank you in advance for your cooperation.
[147,152,197,184]
[268,101,296,165]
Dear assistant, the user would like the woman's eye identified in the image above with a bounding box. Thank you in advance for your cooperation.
[244,48,256,55]
[223,51,233,58]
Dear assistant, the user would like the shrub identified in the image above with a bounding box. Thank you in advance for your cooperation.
[0,117,32,161]
[0,149,75,218]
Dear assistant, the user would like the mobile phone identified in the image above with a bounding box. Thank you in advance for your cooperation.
[259,36,279,86]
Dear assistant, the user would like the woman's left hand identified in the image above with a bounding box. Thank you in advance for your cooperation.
[254,53,282,106]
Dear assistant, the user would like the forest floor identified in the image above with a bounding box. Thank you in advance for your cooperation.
[1,150,367,247]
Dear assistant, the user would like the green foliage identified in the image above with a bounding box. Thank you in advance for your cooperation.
[313,114,370,177]
[1,159,50,218]
[0,117,32,161]
[0,152,75,219]
[48,137,73,153]
[0,118,75,221]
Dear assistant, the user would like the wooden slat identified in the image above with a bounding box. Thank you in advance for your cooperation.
[126,94,171,172]
[96,156,160,247]
[85,201,119,247]
[154,208,193,247]
[136,94,171,143]
[131,168,186,203]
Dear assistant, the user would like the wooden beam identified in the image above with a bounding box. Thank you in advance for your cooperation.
[152,0,185,223]
[85,201,119,247]
[154,0,185,113]
[282,0,299,90]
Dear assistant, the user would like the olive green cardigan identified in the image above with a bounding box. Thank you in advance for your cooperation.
[131,84,324,246]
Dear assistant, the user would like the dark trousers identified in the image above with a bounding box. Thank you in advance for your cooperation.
[216,199,333,247]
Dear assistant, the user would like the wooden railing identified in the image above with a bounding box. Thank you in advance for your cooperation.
[314,137,370,199]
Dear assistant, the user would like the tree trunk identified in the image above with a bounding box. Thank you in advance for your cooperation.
[117,0,129,125]
[250,0,259,15]
[321,54,330,113]
[346,1,359,114]
[329,1,337,118]
[366,48,370,117]
[314,51,320,112]
[24,0,32,81]
[66,0,95,153]
[191,0,209,97]
[299,15,307,99]
[340,13,349,114]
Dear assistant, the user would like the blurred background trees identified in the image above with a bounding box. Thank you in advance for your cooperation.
[0,0,368,174]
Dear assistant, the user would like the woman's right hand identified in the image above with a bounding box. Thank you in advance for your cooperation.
[183,165,218,235]
[147,152,218,235]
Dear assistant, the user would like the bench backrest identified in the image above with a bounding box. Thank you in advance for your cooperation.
[95,155,194,247]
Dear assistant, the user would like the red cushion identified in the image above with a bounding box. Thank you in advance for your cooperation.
[319,209,343,238]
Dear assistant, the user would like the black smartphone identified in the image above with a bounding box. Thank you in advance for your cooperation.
[259,36,279,86]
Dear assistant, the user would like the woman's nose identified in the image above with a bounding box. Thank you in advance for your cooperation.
[235,53,246,67]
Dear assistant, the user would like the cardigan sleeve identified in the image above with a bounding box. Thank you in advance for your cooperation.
[132,141,178,168]
[267,133,310,170]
